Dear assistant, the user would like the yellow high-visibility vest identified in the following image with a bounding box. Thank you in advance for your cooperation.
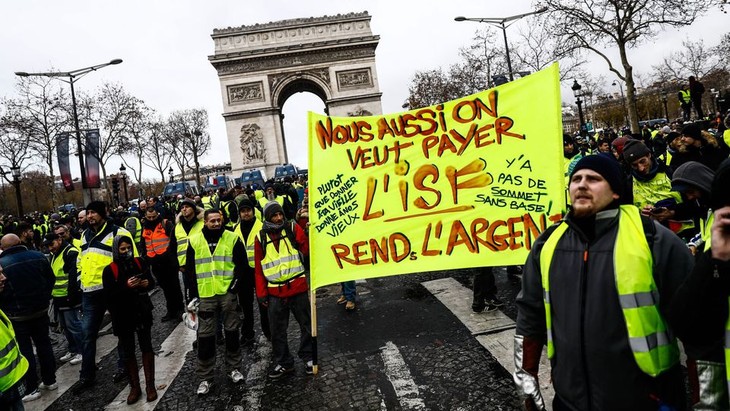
[188,230,239,298]
[539,205,679,377]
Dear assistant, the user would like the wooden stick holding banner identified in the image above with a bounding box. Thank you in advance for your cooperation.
[310,286,318,375]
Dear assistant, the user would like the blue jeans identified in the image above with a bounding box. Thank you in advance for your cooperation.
[268,293,312,368]
[58,307,83,354]
[341,281,356,302]
[13,315,56,392]
[80,290,107,381]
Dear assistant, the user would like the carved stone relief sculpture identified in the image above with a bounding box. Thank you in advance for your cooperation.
[239,123,266,164]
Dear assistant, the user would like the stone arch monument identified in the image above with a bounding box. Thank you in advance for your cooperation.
[209,11,383,178]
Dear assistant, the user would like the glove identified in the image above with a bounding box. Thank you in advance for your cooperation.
[513,334,547,411]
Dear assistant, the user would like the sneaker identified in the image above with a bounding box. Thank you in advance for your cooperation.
[60,352,75,362]
[229,369,244,384]
[305,360,314,375]
[69,353,82,365]
[336,295,347,305]
[345,301,356,311]
[268,364,294,379]
[486,297,504,308]
[471,304,485,313]
[22,389,42,402]
[196,380,211,396]
[39,382,58,391]
[484,304,499,312]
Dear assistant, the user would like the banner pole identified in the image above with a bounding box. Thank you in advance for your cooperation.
[310,285,318,375]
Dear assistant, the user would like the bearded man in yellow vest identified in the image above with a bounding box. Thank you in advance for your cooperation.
[232,198,269,345]
[184,209,247,396]
[514,155,694,410]
[73,201,136,393]
[254,201,312,379]
[173,198,204,302]
[0,267,29,410]
[141,207,183,322]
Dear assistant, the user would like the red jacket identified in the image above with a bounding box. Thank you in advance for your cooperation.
[254,223,309,299]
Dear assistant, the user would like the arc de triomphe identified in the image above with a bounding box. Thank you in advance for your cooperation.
[209,11,383,178]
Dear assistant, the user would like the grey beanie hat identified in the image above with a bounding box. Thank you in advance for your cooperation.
[671,161,714,195]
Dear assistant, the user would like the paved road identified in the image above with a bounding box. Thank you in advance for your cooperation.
[29,268,525,410]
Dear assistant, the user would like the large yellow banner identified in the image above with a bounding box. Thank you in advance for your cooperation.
[308,63,565,290]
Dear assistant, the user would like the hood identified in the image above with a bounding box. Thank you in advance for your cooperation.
[671,161,714,195]
[710,158,730,211]
[111,234,133,262]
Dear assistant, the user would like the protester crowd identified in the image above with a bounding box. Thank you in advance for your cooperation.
[0,106,729,410]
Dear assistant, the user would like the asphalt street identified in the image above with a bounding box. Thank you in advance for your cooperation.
[30,268,524,410]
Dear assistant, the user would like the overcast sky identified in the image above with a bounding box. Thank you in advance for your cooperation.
[1,0,726,180]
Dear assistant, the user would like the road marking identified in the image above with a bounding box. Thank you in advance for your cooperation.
[422,277,554,410]
[104,322,197,410]
[31,322,118,410]
[380,341,426,410]
[241,335,273,411]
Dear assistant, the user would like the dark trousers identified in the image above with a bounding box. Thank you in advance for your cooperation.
[13,315,56,391]
[80,290,107,381]
[692,98,704,119]
[238,274,270,341]
[152,262,184,316]
[472,267,496,310]
[118,326,153,359]
[268,293,312,368]
[681,103,691,121]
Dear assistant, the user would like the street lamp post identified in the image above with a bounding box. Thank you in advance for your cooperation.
[455,7,548,82]
[572,80,586,138]
[119,165,129,204]
[661,91,669,121]
[612,80,628,128]
[168,167,174,183]
[10,166,23,217]
[15,59,123,205]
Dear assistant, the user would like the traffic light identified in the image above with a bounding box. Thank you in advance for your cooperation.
[112,177,120,193]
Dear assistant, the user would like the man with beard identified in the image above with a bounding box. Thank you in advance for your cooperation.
[73,201,136,393]
[514,155,694,410]
[173,199,204,302]
[254,201,312,379]
[232,198,269,345]
[141,207,183,322]
[185,209,247,395]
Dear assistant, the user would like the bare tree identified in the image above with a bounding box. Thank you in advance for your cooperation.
[2,76,68,206]
[167,109,210,188]
[653,37,725,83]
[511,18,586,81]
[0,109,33,192]
[142,118,174,183]
[117,100,154,186]
[540,0,723,132]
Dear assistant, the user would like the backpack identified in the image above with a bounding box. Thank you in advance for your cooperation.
[109,258,143,281]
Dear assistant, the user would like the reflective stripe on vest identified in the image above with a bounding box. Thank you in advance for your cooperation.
[261,232,305,285]
[188,230,238,298]
[51,244,74,297]
[142,221,170,258]
[539,205,679,377]
[80,224,135,292]
[233,219,263,268]
[175,219,203,266]
[0,310,29,392]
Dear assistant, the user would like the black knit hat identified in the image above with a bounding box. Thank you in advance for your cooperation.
[681,123,702,140]
[238,197,254,212]
[570,154,624,196]
[178,198,196,211]
[86,201,107,218]
[671,161,714,195]
[263,201,284,222]
[622,139,651,163]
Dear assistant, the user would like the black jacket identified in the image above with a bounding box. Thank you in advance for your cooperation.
[102,256,155,335]
[0,246,54,320]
